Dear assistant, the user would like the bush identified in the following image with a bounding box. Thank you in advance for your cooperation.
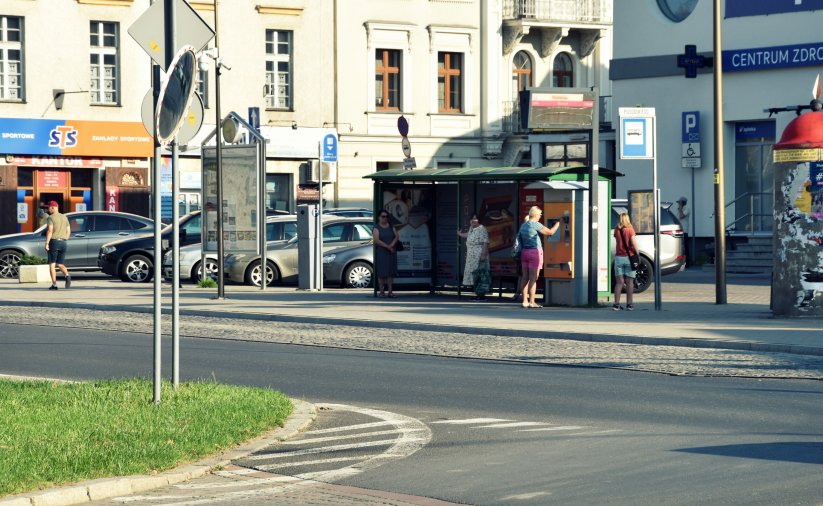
[19,255,48,265]
[197,278,217,288]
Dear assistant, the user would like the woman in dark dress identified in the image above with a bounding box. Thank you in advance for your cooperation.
[373,210,398,297]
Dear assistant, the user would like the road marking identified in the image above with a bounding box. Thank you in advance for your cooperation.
[254,455,378,469]
[245,438,412,461]
[282,427,429,445]
[175,475,300,490]
[431,418,513,424]
[473,422,550,429]
[519,425,587,432]
[303,420,396,434]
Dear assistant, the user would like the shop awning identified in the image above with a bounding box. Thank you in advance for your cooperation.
[364,164,622,182]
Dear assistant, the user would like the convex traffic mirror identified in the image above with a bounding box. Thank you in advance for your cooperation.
[156,45,197,145]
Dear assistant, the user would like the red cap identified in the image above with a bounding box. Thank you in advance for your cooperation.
[48,201,59,208]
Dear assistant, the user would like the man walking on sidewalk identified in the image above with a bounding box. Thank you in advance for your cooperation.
[44,201,71,290]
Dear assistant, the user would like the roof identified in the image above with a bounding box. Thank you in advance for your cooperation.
[363,165,622,182]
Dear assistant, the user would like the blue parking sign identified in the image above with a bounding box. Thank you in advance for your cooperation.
[682,111,700,143]
[322,133,338,162]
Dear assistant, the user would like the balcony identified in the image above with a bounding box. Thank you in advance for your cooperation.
[502,0,612,25]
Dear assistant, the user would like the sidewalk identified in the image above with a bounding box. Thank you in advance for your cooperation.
[1,268,821,356]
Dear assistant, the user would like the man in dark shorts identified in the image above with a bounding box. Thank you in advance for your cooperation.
[44,201,71,290]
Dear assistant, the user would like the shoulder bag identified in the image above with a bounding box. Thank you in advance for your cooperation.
[617,228,640,270]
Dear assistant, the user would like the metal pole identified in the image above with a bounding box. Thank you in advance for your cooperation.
[713,0,727,304]
[259,135,266,291]
[171,140,180,387]
[151,61,162,405]
[588,86,600,307]
[214,0,226,299]
[653,117,662,310]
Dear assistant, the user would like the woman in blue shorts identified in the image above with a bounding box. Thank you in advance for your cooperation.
[613,212,639,311]
[518,206,560,308]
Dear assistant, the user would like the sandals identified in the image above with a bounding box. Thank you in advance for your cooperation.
[522,302,541,308]
[387,293,398,298]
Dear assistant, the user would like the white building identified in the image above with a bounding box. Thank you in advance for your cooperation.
[611,1,823,260]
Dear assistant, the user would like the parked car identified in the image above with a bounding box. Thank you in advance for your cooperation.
[323,207,373,218]
[610,199,686,293]
[161,214,299,283]
[323,241,374,288]
[0,211,154,279]
[224,217,373,287]
[98,211,201,282]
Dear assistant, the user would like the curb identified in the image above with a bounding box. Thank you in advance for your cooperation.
[0,399,317,506]
[2,300,823,357]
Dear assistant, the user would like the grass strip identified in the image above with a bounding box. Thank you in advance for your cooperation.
[0,378,292,496]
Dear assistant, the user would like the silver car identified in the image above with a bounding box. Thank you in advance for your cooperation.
[162,215,298,283]
[224,217,373,287]
[323,241,374,288]
[0,211,154,278]
[611,200,686,293]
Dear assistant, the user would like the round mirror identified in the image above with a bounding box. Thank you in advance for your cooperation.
[156,46,197,145]
[657,0,699,22]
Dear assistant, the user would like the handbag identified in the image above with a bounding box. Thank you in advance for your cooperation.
[510,231,522,259]
[617,228,640,270]
[472,259,491,296]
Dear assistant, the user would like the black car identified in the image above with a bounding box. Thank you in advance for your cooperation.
[0,211,154,278]
[98,211,201,282]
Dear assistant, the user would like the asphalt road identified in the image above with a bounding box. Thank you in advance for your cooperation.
[2,322,823,505]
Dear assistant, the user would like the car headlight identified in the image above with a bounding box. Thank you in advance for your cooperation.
[322,254,336,264]
[100,245,116,255]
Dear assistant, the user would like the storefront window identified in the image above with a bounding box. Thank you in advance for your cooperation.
[266,174,291,213]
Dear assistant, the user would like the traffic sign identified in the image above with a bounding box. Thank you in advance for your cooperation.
[397,116,409,137]
[248,107,260,131]
[619,107,655,160]
[681,143,701,158]
[682,111,700,142]
[156,46,198,145]
[401,136,411,158]
[128,0,214,70]
[141,89,203,145]
[321,133,338,162]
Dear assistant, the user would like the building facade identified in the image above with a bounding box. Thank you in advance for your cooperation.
[611,0,823,254]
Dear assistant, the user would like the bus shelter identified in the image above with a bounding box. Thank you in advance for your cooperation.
[364,166,614,305]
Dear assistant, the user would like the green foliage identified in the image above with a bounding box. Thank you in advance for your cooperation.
[0,378,292,496]
[197,278,218,288]
[18,255,48,265]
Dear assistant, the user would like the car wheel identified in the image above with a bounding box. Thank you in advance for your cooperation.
[245,260,278,287]
[632,256,654,294]
[343,261,373,288]
[0,249,22,279]
[193,258,219,284]
[120,254,153,283]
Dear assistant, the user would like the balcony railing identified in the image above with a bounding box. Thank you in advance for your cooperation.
[503,0,613,24]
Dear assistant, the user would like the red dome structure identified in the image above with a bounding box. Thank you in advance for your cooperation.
[774,111,823,150]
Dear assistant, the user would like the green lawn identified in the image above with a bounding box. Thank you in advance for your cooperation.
[0,378,292,496]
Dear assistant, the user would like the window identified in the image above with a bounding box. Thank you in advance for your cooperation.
[90,21,119,104]
[197,67,208,108]
[265,30,292,110]
[69,216,90,234]
[437,52,463,113]
[512,51,532,98]
[322,223,347,243]
[128,219,149,230]
[353,224,373,240]
[375,49,401,110]
[94,215,125,231]
[552,53,573,88]
[544,143,587,168]
[0,16,23,101]
[283,222,297,241]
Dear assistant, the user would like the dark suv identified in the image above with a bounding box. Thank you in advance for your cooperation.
[98,211,201,282]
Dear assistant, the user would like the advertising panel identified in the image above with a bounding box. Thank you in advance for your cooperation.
[435,184,459,286]
[0,118,152,157]
[477,183,518,278]
[202,145,259,254]
[381,186,434,279]
[726,0,823,18]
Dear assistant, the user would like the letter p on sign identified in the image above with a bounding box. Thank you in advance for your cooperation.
[682,111,700,143]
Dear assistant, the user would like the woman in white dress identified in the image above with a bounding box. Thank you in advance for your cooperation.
[457,213,489,300]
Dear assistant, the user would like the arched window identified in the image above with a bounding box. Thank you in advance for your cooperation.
[512,51,532,98]
[552,53,573,88]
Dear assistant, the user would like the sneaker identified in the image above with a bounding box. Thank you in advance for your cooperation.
[65,276,71,289]
[626,304,634,311]
[612,304,622,311]
[49,284,58,291]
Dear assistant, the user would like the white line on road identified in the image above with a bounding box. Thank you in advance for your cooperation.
[282,427,429,445]
[430,418,513,424]
[255,455,378,469]
[243,438,410,461]
[303,420,396,434]
[519,425,587,432]
[473,422,551,428]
